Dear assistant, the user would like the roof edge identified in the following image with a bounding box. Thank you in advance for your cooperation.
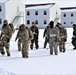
[25,3,55,8]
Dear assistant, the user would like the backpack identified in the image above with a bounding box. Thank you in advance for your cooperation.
[26,27,34,40]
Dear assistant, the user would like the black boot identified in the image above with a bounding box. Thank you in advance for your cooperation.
[1,51,5,55]
[7,52,10,56]
[73,47,76,50]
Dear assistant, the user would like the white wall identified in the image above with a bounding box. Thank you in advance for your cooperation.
[61,11,76,27]
[5,0,25,28]
[25,8,50,28]
[50,4,61,25]
[0,3,5,28]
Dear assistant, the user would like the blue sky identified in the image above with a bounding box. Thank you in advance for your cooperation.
[21,0,76,8]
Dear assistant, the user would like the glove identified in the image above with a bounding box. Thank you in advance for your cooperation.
[63,38,67,42]
[15,38,17,42]
[7,38,10,43]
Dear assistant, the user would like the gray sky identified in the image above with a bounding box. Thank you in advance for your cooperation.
[21,0,76,7]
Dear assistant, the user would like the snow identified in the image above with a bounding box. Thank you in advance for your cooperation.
[0,28,76,75]
[26,5,53,10]
[62,9,76,12]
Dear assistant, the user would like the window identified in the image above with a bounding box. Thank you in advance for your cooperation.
[27,11,30,15]
[35,20,38,24]
[64,13,66,17]
[44,11,47,15]
[71,13,73,17]
[0,18,2,24]
[27,20,30,25]
[35,11,38,15]
[0,6,2,12]
[64,22,66,24]
[44,20,47,24]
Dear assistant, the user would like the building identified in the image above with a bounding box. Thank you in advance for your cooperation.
[25,3,61,28]
[61,7,76,27]
[0,0,25,29]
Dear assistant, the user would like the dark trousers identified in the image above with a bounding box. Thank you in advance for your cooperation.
[44,37,48,48]
[30,38,39,49]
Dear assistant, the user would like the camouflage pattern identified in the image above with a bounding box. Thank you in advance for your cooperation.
[15,24,33,58]
[47,26,59,55]
[15,26,33,51]
[9,23,15,34]
[30,22,39,49]
[0,23,12,56]
[58,26,67,52]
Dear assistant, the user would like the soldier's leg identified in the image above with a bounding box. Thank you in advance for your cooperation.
[35,38,39,49]
[18,39,21,51]
[49,43,53,55]
[54,42,58,55]
[59,42,63,52]
[0,46,5,55]
[63,42,66,52]
[5,43,10,56]
[71,40,76,49]
[44,38,47,48]
[30,39,34,49]
[0,42,5,55]
[22,41,29,58]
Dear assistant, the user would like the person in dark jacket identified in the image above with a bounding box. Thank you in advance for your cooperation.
[30,22,39,49]
[43,24,50,48]
[71,24,76,50]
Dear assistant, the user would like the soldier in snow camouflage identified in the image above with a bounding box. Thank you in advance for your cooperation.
[15,24,33,58]
[47,21,59,55]
[0,20,12,56]
[58,23,67,52]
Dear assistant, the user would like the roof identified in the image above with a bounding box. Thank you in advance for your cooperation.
[26,5,54,10]
[25,3,55,8]
[62,9,76,12]
[25,3,55,10]
[0,0,9,3]
[61,7,76,10]
[61,7,76,12]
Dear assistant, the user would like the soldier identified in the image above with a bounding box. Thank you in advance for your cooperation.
[43,24,50,48]
[71,24,76,50]
[58,23,67,52]
[0,20,12,56]
[30,22,39,49]
[15,24,33,58]
[15,26,33,51]
[47,21,59,55]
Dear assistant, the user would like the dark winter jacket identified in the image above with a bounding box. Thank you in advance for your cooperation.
[43,26,49,38]
[30,26,39,39]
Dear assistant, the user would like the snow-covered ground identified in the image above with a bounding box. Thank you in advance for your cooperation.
[0,28,76,75]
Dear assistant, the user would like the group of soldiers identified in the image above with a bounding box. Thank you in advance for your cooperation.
[0,19,75,58]
[43,21,67,55]
[0,20,38,58]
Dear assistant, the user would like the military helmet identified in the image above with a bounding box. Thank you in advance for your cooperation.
[20,24,26,30]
